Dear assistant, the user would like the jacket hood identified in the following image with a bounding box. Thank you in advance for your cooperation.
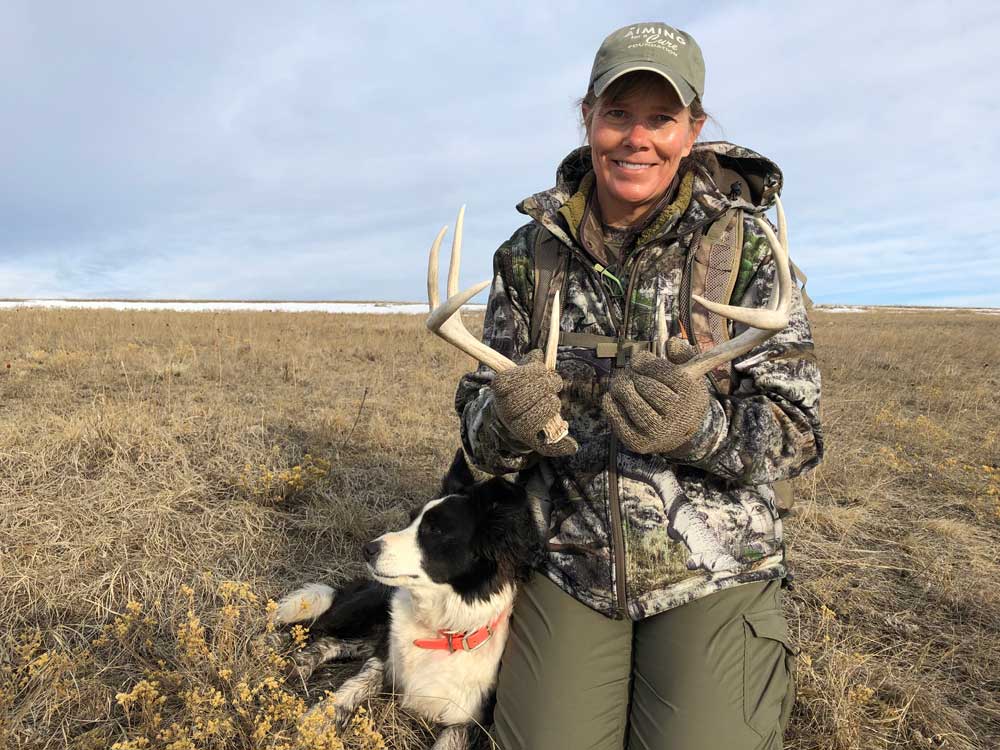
[517,141,783,248]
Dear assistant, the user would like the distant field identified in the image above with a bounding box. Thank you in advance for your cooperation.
[0,299,996,315]
[1,307,998,749]
[0,300,442,314]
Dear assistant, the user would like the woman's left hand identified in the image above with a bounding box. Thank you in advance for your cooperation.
[602,340,711,454]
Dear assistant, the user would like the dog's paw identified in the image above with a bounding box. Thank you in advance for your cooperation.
[257,630,292,651]
[430,724,473,750]
[334,704,356,733]
[288,649,321,683]
[252,630,292,654]
[299,696,355,734]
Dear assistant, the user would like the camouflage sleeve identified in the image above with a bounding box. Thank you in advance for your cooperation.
[668,216,824,484]
[454,222,539,475]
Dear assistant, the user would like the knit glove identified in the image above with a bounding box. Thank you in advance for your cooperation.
[491,350,578,457]
[602,340,711,455]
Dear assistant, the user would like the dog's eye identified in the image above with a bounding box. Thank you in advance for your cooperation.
[421,518,446,538]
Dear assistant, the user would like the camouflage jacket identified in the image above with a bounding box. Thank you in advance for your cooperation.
[455,142,823,620]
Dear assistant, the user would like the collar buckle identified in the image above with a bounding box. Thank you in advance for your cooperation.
[463,624,494,651]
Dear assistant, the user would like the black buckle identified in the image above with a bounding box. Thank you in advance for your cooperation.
[615,345,631,368]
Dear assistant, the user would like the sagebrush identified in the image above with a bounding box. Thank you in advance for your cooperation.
[1,307,998,749]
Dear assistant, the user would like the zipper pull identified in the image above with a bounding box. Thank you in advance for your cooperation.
[593,263,625,298]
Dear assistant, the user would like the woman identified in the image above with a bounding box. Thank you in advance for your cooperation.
[455,22,822,750]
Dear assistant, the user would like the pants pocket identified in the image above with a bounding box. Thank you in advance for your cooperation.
[743,609,798,740]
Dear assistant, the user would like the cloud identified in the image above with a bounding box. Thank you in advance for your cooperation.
[1,0,998,306]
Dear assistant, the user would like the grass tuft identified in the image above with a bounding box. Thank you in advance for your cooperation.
[1,307,998,749]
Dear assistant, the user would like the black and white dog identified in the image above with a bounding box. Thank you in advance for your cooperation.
[274,450,541,749]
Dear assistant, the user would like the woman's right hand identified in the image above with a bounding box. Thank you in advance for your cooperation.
[491,350,578,457]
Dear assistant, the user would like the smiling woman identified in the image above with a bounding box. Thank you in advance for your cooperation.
[582,72,706,226]
[454,19,823,750]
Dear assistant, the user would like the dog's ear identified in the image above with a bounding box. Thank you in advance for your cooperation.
[477,476,527,507]
[440,448,476,497]
[473,479,543,582]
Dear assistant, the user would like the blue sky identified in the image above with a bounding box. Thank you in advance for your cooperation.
[2,1,998,306]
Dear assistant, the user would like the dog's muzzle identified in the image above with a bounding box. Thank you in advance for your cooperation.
[362,540,383,563]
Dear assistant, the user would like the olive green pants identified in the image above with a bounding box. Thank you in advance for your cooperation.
[493,575,796,750]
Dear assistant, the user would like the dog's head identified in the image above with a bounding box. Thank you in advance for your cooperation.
[362,450,542,603]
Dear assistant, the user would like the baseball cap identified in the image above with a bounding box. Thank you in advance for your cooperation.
[589,22,705,106]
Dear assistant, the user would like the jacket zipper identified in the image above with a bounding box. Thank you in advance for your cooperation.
[607,433,627,618]
[619,248,649,343]
[572,224,623,332]
[594,234,671,619]
[565,248,627,617]
[584,263,623,332]
[605,246,654,619]
[569,219,717,620]
[681,241,697,345]
[604,227,704,619]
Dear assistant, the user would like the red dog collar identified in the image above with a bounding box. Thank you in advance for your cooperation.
[413,607,511,653]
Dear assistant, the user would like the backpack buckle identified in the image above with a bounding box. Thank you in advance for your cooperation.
[612,341,650,367]
[615,345,631,368]
[596,342,618,358]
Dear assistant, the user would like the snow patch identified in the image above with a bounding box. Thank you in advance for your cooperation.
[0,300,486,315]
[816,305,1000,315]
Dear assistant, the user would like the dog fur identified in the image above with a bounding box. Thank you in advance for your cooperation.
[274,450,541,749]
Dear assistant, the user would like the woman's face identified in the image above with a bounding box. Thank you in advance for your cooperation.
[584,82,703,226]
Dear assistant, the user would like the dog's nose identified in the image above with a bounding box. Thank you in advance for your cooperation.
[362,540,383,563]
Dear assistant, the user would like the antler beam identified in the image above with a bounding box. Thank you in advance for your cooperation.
[428,198,793,440]
[676,197,794,377]
[426,206,568,443]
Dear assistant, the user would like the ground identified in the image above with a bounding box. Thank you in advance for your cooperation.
[1,307,998,749]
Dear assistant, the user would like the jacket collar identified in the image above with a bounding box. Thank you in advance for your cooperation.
[517,142,783,253]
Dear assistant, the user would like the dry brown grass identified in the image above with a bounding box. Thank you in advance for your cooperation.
[1,307,998,749]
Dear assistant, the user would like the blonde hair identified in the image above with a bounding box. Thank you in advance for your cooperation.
[580,70,709,137]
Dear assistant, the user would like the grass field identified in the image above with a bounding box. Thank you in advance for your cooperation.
[1,307,998,749]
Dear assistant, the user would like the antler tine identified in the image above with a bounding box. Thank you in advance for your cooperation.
[447,205,465,298]
[778,194,788,258]
[426,279,493,329]
[543,289,561,369]
[426,207,569,444]
[679,197,793,378]
[426,208,518,374]
[655,295,668,358]
[427,225,448,310]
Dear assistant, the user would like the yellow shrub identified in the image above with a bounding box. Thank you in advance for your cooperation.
[238,448,331,504]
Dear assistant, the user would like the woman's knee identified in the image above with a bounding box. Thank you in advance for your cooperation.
[628,580,796,750]
[493,574,632,750]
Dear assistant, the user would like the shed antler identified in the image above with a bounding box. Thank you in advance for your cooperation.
[661,197,794,376]
[427,206,568,443]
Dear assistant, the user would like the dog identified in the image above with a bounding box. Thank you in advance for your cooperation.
[274,449,542,749]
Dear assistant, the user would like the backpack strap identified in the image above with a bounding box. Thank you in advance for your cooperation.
[529,226,569,351]
[687,207,744,395]
[789,258,813,310]
[688,207,806,514]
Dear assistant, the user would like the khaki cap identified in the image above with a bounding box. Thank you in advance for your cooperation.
[589,22,705,106]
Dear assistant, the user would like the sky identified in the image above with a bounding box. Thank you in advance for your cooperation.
[2,1,998,306]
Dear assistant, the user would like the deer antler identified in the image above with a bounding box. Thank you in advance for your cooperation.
[427,206,568,443]
[665,197,794,377]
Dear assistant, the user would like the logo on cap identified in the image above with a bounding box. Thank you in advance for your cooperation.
[589,21,705,105]
[624,24,688,52]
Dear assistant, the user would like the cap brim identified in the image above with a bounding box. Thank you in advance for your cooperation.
[592,62,697,106]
